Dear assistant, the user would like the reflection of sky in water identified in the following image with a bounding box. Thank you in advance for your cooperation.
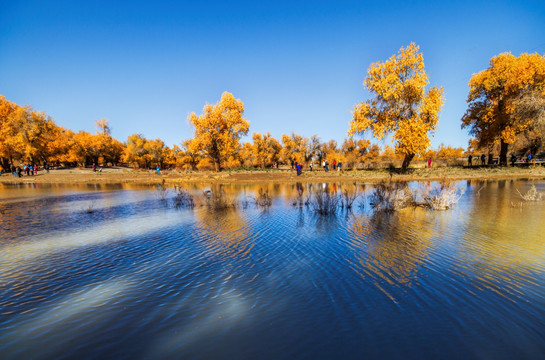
[1,180,545,359]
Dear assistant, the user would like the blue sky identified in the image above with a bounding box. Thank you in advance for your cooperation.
[1,0,544,149]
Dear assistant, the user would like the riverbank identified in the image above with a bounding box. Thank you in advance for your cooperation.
[2,166,545,185]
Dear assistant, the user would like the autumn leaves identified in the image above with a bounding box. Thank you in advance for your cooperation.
[187,92,249,172]
[2,44,544,172]
[350,43,444,170]
[461,53,545,165]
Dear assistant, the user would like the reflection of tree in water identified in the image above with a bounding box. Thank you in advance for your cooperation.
[194,206,252,262]
[460,180,545,296]
[347,209,433,298]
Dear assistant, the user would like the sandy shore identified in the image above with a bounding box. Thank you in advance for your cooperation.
[2,166,545,185]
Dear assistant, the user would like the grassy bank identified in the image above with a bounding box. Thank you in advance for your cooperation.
[2,166,545,185]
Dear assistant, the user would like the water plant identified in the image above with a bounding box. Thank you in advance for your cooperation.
[517,184,544,201]
[201,189,238,210]
[311,187,340,215]
[157,179,169,202]
[370,180,414,212]
[340,184,361,209]
[421,181,464,210]
[86,200,97,214]
[173,188,195,208]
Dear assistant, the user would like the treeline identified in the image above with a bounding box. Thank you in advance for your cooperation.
[1,44,544,171]
[0,93,465,171]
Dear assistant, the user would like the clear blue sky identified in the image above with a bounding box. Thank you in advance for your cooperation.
[1,0,544,149]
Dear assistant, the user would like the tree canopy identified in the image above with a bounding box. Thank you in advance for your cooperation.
[188,92,249,171]
[461,52,545,165]
[349,43,444,170]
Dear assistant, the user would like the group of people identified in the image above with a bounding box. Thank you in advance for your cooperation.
[2,162,51,177]
[468,152,536,167]
[320,160,342,172]
[293,160,343,176]
[467,154,488,167]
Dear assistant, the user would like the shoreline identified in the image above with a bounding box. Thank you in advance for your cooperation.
[2,166,545,186]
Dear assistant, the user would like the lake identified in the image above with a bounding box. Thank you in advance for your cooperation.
[1,180,544,359]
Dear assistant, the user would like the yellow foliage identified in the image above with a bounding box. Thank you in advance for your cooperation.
[189,92,249,171]
[123,134,166,168]
[349,43,444,169]
[462,52,545,163]
[280,133,310,165]
[436,144,464,159]
[252,132,281,168]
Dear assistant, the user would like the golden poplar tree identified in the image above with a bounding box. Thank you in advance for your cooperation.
[0,95,23,168]
[189,92,249,171]
[280,133,309,166]
[252,132,281,168]
[462,52,545,165]
[349,43,444,170]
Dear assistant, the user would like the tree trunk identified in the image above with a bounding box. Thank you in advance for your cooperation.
[1,157,10,171]
[499,139,508,166]
[401,153,415,171]
[214,160,221,172]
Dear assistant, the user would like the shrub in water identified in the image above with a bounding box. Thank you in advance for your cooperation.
[311,187,340,215]
[370,180,414,212]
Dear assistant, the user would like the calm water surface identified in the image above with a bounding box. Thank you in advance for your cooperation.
[1,180,545,359]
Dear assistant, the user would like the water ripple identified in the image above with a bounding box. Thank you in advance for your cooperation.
[1,182,545,359]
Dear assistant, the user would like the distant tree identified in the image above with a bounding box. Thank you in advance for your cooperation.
[239,141,257,168]
[281,133,308,166]
[304,135,321,163]
[253,132,281,168]
[462,52,545,165]
[95,118,111,135]
[0,95,24,168]
[180,139,201,170]
[124,134,148,168]
[321,139,341,165]
[349,43,444,170]
[342,137,370,169]
[189,92,249,171]
[436,144,464,159]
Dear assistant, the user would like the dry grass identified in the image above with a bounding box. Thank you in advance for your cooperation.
[199,190,238,210]
[370,180,414,212]
[310,187,340,215]
[291,186,310,207]
[157,179,169,202]
[2,166,545,186]
[340,186,361,210]
[516,184,544,201]
[420,180,464,210]
[173,188,195,208]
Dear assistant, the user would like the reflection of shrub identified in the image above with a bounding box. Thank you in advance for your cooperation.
[311,188,339,215]
[370,180,414,212]
[421,180,464,210]
[341,184,361,209]
[254,188,272,208]
[517,185,544,201]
